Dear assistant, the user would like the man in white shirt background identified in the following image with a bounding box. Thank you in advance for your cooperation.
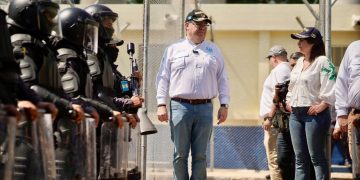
[335,40,360,179]
[260,45,291,180]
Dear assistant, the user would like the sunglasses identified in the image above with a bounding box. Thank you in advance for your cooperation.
[191,21,209,28]
[267,56,274,60]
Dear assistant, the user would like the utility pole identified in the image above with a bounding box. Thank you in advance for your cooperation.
[302,0,335,60]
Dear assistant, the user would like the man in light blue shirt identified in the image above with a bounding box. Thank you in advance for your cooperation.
[156,9,229,180]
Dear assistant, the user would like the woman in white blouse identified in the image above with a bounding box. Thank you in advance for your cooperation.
[288,27,336,180]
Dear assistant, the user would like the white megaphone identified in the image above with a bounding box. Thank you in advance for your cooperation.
[137,107,157,135]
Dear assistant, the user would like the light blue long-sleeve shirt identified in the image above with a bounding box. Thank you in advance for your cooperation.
[156,38,230,105]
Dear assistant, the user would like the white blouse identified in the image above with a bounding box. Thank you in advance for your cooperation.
[288,56,336,107]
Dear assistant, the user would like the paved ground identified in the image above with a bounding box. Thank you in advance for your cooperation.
[147,168,353,180]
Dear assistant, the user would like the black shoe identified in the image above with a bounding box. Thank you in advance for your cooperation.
[265,174,271,180]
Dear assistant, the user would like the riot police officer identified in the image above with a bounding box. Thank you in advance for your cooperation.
[85,5,147,179]
[54,6,125,129]
[0,10,28,179]
[7,0,83,122]
[84,4,143,117]
[1,5,60,179]
[53,7,126,178]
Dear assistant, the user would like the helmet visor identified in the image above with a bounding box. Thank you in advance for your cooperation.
[99,14,121,43]
[83,19,99,54]
[110,16,124,46]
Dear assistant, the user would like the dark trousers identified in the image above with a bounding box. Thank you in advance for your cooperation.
[277,131,295,180]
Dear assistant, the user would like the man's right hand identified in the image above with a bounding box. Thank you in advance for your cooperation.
[89,109,100,127]
[18,100,38,121]
[157,105,168,122]
[37,102,58,121]
[262,119,272,131]
[113,111,124,129]
[72,104,85,124]
[286,104,292,112]
[338,115,348,133]
[332,127,341,140]
[131,96,144,108]
[125,113,138,129]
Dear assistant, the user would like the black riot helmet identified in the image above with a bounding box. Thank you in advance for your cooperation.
[0,9,20,73]
[84,4,119,44]
[58,7,99,53]
[7,0,59,35]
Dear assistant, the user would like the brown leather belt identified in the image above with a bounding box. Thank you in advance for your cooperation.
[171,97,211,105]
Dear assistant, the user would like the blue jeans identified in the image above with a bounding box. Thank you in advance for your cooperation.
[170,100,213,180]
[289,107,331,180]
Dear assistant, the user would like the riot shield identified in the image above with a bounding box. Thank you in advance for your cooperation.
[98,117,128,180]
[14,109,43,180]
[79,114,97,180]
[37,111,56,180]
[127,124,141,180]
[54,117,78,179]
[0,109,17,180]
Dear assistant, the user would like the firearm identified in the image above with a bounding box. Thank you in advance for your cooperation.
[127,42,140,97]
[126,43,157,135]
[274,80,290,113]
[126,43,139,115]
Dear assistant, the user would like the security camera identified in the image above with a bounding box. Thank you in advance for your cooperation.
[352,15,360,27]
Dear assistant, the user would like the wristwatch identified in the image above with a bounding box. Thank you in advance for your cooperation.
[221,104,229,109]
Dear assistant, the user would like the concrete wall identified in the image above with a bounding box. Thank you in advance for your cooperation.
[64,4,360,125]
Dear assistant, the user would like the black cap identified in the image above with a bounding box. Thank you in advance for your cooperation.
[185,9,212,24]
[291,27,322,40]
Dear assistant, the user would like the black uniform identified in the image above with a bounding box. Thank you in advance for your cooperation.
[97,42,134,111]
[7,0,75,119]
[0,8,41,106]
[84,4,135,113]
[55,42,114,118]
[1,7,45,180]
[54,8,121,178]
